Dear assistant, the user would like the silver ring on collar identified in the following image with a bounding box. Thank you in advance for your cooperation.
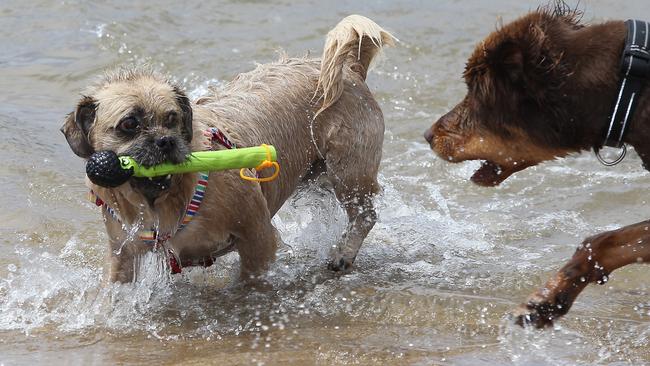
[595,145,627,166]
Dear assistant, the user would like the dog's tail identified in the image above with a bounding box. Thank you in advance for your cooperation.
[315,15,396,117]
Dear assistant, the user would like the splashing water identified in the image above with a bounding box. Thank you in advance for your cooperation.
[1,0,649,364]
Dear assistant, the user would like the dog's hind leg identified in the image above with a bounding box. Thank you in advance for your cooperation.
[311,15,392,272]
[326,177,379,272]
[513,220,650,328]
[324,129,382,272]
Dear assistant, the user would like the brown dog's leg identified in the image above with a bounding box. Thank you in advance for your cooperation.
[514,220,650,328]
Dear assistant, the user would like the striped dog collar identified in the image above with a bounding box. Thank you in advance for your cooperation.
[88,171,210,246]
[137,171,210,246]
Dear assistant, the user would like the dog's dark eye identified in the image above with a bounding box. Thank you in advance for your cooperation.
[118,117,139,134]
[165,111,178,128]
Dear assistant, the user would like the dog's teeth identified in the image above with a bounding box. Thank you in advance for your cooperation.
[166,174,171,179]
[148,177,153,181]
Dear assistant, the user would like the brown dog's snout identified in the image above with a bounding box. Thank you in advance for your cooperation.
[425,110,458,144]
[432,109,465,137]
[423,127,434,143]
[435,111,453,130]
[156,136,176,153]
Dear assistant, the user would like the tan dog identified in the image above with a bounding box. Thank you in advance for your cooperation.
[61,15,395,283]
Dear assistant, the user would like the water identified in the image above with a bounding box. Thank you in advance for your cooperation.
[1,0,649,364]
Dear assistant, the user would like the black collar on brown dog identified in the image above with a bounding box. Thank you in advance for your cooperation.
[596,19,650,166]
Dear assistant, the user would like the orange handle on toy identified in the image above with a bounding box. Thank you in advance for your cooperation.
[239,144,280,183]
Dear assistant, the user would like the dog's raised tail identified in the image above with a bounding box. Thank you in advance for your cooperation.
[316,15,396,116]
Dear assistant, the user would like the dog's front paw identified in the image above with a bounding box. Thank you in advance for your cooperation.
[511,291,570,329]
[327,255,354,272]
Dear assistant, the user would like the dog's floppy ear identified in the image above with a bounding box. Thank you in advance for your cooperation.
[486,26,560,102]
[487,40,526,83]
[173,86,193,142]
[60,96,97,158]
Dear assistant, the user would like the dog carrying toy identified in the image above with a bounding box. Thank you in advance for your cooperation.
[86,144,279,188]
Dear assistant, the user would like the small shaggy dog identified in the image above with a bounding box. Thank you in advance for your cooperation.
[61,15,395,283]
[424,4,649,327]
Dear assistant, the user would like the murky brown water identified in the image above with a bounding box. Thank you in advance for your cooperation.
[1,0,649,365]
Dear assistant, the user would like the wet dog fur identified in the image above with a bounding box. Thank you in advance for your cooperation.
[62,15,395,283]
[424,2,650,327]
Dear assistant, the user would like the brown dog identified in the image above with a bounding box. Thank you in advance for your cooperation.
[61,15,395,283]
[424,5,650,327]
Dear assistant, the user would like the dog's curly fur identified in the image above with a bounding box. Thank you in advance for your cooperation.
[62,15,395,283]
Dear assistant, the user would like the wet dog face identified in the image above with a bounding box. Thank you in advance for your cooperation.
[61,70,193,200]
[424,8,592,186]
[426,98,569,187]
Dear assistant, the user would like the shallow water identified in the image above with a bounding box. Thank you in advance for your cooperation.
[1,0,649,365]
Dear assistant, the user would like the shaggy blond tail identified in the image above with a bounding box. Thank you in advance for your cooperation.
[315,15,396,117]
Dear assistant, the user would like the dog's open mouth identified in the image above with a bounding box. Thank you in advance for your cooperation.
[130,174,173,198]
[470,160,517,187]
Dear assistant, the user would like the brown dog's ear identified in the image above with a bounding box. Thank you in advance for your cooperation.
[60,96,97,158]
[487,26,560,103]
[488,41,525,83]
[487,23,549,79]
[173,86,193,142]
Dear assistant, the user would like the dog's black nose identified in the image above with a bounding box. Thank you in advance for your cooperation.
[423,128,434,143]
[155,136,176,152]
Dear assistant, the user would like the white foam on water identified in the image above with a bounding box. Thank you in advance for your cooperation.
[0,161,496,337]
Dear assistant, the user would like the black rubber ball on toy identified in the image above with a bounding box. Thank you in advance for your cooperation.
[86,150,133,188]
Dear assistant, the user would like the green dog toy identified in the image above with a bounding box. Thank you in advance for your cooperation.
[86,145,279,188]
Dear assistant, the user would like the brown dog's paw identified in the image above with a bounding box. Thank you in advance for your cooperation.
[512,303,555,329]
[327,256,354,272]
[511,292,570,329]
